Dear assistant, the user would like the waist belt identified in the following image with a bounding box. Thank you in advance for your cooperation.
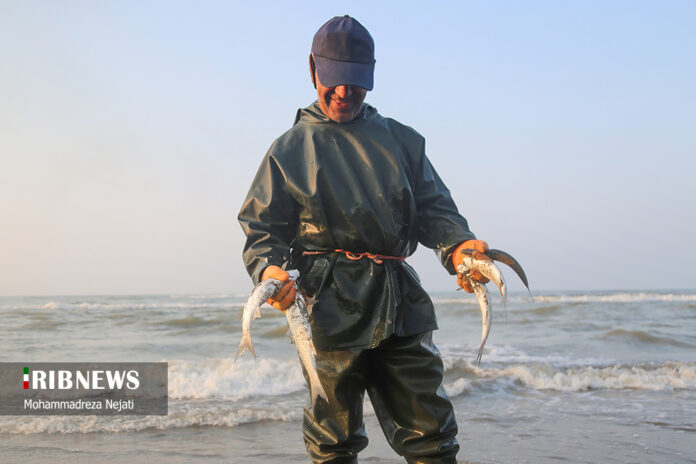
[302,249,406,265]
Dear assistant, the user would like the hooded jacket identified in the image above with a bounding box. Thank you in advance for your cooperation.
[238,101,476,350]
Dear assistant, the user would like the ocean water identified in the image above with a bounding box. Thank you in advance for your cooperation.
[1,290,695,463]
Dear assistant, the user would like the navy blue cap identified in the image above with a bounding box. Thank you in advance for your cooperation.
[311,15,375,90]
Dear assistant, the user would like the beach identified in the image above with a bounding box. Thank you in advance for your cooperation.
[1,291,695,463]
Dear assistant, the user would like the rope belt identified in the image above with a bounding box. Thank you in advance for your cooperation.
[302,249,406,265]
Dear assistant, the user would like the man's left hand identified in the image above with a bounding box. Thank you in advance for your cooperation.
[453,240,490,293]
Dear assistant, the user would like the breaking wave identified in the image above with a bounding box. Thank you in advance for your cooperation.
[442,359,696,394]
[601,329,696,348]
[531,292,696,303]
[1,299,246,313]
[494,362,696,392]
[0,402,303,434]
[0,357,308,434]
[1,355,694,434]
[168,357,306,400]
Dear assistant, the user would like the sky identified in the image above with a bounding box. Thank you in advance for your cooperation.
[1,1,694,295]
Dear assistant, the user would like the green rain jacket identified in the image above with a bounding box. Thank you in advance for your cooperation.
[238,102,476,350]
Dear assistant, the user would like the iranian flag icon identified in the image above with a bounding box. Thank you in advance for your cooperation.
[23,367,29,389]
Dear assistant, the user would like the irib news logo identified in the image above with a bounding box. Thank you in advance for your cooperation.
[1,362,167,415]
[22,366,140,390]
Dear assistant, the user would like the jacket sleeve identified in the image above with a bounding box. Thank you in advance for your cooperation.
[238,149,298,284]
[412,138,476,274]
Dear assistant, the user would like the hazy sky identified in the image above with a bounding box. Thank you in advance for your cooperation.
[1,1,694,295]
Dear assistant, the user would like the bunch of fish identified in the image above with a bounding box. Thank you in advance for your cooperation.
[235,270,328,407]
[456,248,531,364]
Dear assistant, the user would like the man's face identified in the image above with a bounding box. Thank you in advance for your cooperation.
[314,72,368,123]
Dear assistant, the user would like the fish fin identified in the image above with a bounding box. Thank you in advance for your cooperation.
[310,378,329,409]
[235,334,256,361]
[457,248,478,257]
[476,344,484,365]
[490,270,506,321]
[487,249,530,291]
[253,305,262,320]
[305,297,317,316]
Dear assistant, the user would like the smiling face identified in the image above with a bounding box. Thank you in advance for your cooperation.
[311,63,368,123]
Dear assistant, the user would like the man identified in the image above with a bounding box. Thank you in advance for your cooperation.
[238,15,489,463]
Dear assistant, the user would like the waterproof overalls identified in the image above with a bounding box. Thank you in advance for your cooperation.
[239,102,476,463]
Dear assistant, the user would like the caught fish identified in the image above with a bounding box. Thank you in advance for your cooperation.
[285,286,329,408]
[457,265,491,364]
[470,276,490,364]
[456,249,506,308]
[236,269,328,407]
[487,249,532,296]
[235,277,285,360]
[457,248,530,363]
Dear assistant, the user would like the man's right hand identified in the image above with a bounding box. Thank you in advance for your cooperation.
[261,265,296,311]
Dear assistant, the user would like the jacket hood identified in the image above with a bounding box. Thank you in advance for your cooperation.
[294,101,378,125]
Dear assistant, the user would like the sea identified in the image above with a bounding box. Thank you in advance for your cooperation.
[1,290,695,464]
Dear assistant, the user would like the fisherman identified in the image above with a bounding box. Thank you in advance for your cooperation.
[238,15,490,463]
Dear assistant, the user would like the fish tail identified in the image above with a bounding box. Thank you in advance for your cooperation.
[310,375,329,408]
[235,334,256,361]
[476,343,484,365]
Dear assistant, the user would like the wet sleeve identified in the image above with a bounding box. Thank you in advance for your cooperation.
[238,151,298,285]
[412,139,476,274]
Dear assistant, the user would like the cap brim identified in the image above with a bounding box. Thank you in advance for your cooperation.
[313,55,374,91]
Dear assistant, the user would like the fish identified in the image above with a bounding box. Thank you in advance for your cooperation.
[457,265,491,364]
[487,249,532,296]
[456,248,530,364]
[285,285,329,408]
[235,277,286,360]
[469,275,490,364]
[236,269,328,407]
[456,249,506,308]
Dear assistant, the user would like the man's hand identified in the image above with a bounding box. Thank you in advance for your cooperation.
[453,240,490,293]
[261,265,296,311]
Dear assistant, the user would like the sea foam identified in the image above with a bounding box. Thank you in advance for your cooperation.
[168,357,306,400]
[1,357,693,434]
[497,362,696,391]
[443,360,696,393]
[0,402,303,434]
[532,292,696,303]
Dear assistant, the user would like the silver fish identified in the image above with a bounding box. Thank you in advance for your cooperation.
[456,248,530,364]
[285,285,329,408]
[487,249,532,297]
[456,249,506,308]
[457,264,491,364]
[236,270,328,407]
[470,278,490,364]
[235,277,285,360]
